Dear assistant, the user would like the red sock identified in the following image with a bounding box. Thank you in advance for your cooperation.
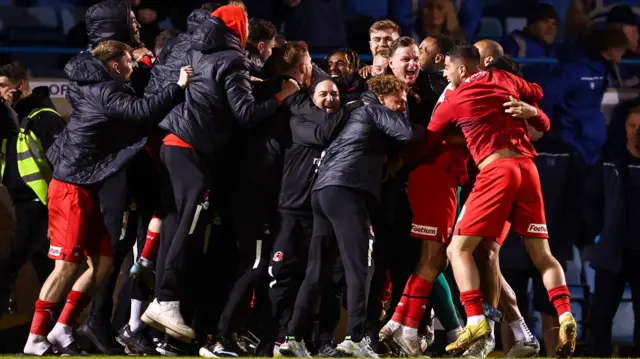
[141,225,160,260]
[57,291,91,326]
[460,289,484,318]
[548,285,571,317]
[392,275,433,328]
[29,299,58,336]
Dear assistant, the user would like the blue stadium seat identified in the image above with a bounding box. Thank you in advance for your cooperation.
[564,246,582,286]
[571,302,584,339]
[61,7,86,34]
[583,260,596,293]
[505,17,526,33]
[159,17,173,30]
[477,17,503,38]
[25,7,58,28]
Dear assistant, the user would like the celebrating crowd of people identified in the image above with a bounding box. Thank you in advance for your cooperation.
[4,0,639,358]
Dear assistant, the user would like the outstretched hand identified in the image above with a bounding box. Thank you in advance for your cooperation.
[504,96,538,120]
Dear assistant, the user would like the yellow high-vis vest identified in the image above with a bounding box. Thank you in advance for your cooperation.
[0,108,59,205]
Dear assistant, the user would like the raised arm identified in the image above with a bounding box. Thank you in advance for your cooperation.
[102,82,182,122]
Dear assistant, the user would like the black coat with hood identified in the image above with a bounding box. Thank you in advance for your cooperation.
[47,52,183,186]
[159,16,279,159]
[312,91,416,201]
[86,0,150,96]
[145,9,210,96]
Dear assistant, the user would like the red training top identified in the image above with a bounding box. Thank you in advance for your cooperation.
[426,70,548,166]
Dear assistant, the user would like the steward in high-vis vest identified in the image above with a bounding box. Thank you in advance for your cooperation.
[0,83,66,317]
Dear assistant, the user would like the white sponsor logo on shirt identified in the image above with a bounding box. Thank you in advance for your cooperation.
[411,224,438,236]
[48,245,62,257]
[527,223,548,234]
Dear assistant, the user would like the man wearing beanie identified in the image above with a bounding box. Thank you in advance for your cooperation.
[501,3,558,84]
[142,2,301,346]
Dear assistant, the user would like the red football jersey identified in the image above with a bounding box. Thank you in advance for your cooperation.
[426,70,549,165]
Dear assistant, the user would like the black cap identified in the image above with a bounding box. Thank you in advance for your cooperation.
[606,4,638,26]
[527,3,559,25]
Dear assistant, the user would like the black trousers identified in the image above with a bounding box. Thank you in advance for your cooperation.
[156,145,212,301]
[587,251,640,357]
[0,200,52,311]
[90,152,159,328]
[288,186,376,342]
[215,176,278,339]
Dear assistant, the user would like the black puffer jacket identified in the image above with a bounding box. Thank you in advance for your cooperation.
[86,0,134,49]
[145,9,210,96]
[47,52,182,185]
[160,16,279,159]
[312,100,416,200]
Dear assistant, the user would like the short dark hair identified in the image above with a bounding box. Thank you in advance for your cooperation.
[155,29,178,52]
[485,55,522,77]
[389,36,418,57]
[432,34,455,55]
[248,18,277,46]
[326,48,360,71]
[446,44,481,64]
[595,26,631,52]
[200,2,223,12]
[0,61,28,82]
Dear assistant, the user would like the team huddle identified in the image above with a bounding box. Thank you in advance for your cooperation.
[7,0,578,358]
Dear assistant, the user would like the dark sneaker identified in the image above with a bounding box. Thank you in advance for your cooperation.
[156,337,197,357]
[77,322,125,355]
[314,342,341,357]
[366,335,390,357]
[56,341,88,356]
[117,324,157,355]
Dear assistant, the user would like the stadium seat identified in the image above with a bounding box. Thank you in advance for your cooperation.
[61,7,86,34]
[477,16,503,38]
[159,17,173,30]
[564,246,582,286]
[583,260,596,293]
[505,17,526,34]
[571,302,584,339]
[24,7,58,28]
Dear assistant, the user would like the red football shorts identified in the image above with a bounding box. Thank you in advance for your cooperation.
[47,179,112,263]
[454,156,547,241]
[408,163,458,243]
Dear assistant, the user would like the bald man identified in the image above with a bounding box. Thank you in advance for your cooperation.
[474,39,504,69]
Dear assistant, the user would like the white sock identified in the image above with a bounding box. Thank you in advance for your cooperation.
[467,315,485,325]
[24,334,50,355]
[400,324,418,337]
[559,312,572,322]
[447,327,461,342]
[129,299,145,333]
[509,317,533,342]
[488,319,495,341]
[46,322,74,348]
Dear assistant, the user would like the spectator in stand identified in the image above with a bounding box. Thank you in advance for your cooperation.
[605,5,640,88]
[585,105,640,357]
[419,34,455,72]
[246,18,278,77]
[501,3,559,84]
[541,27,628,167]
[421,0,466,43]
[566,0,640,39]
[452,0,481,41]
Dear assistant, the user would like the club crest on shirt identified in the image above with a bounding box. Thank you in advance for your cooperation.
[272,251,283,262]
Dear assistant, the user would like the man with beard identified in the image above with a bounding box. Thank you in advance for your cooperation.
[205,40,313,357]
[269,78,356,357]
[326,48,368,103]
[142,3,300,347]
[280,75,416,358]
[245,18,278,77]
[419,34,455,72]
[78,0,166,354]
